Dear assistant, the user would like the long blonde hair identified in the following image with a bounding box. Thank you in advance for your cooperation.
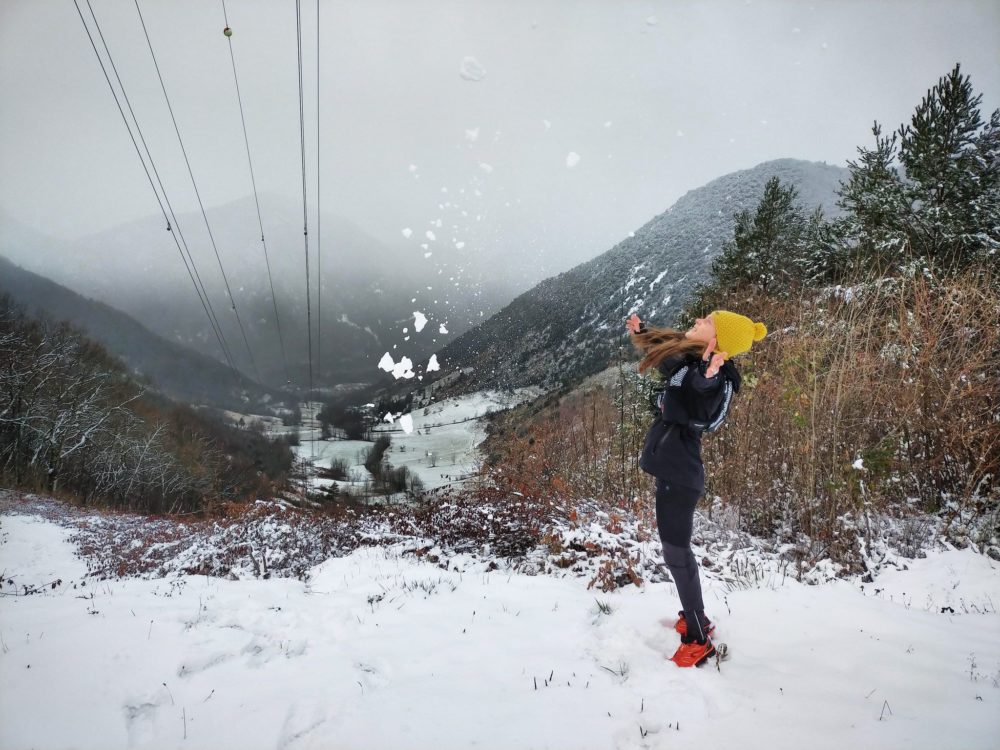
[631,326,705,374]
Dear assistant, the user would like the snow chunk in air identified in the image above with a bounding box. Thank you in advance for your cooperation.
[402,227,413,239]
[427,354,440,372]
[566,152,580,168]
[392,357,415,380]
[459,56,486,81]
[379,352,415,379]
[399,414,414,434]
[413,311,428,332]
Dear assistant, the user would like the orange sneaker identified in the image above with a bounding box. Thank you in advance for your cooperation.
[674,611,715,639]
[669,637,716,668]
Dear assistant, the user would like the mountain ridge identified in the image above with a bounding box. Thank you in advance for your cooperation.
[428,158,848,392]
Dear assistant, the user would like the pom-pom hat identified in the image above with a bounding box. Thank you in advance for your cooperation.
[710,310,767,358]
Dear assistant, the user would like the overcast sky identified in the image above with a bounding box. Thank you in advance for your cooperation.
[2,0,998,286]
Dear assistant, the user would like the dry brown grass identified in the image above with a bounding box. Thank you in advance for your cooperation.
[481,368,649,513]
[702,269,1000,558]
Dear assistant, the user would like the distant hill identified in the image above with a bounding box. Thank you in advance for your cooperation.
[0,254,295,415]
[432,159,849,391]
[0,197,499,389]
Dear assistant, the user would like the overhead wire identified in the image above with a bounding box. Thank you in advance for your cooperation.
[73,0,240,375]
[295,0,316,456]
[315,0,322,386]
[220,0,292,387]
[83,0,236,374]
[133,0,263,385]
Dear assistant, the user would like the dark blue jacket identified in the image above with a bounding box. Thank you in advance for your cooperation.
[638,354,741,492]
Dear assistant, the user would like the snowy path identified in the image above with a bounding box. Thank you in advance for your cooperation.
[1,512,998,750]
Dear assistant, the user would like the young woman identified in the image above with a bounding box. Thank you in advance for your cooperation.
[626,310,766,667]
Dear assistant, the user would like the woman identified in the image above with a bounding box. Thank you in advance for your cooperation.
[626,310,766,667]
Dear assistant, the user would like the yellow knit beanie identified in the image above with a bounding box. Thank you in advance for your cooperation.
[710,310,767,358]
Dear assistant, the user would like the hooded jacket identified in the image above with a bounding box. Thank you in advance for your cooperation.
[638,354,741,492]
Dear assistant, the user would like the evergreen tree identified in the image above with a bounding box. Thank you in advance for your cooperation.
[898,63,1000,265]
[798,206,856,285]
[834,64,1000,275]
[835,122,909,266]
[711,176,809,295]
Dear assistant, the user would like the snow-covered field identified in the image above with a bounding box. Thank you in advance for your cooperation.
[297,389,543,494]
[1,511,997,750]
[370,388,543,491]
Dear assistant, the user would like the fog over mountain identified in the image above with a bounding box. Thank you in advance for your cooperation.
[0,195,508,389]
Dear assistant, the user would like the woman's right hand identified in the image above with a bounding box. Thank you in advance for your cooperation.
[702,336,727,377]
[626,314,642,334]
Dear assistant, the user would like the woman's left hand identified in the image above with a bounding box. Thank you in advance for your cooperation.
[702,337,727,378]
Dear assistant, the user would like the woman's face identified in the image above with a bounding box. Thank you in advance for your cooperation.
[685,315,716,344]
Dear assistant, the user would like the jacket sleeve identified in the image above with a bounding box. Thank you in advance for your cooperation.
[688,359,723,395]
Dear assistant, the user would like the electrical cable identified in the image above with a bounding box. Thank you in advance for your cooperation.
[295,0,315,456]
[315,0,322,386]
[73,0,240,376]
[84,0,236,374]
[220,0,292,387]
[133,0,263,385]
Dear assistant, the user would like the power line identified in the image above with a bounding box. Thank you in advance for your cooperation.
[315,0,322,384]
[133,0,263,385]
[83,0,237,375]
[220,0,292,387]
[295,0,315,455]
[73,0,239,375]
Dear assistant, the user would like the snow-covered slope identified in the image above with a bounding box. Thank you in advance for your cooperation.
[1,511,997,750]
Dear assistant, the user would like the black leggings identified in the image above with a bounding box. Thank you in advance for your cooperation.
[655,478,709,642]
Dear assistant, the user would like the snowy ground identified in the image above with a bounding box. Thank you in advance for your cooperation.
[1,511,998,750]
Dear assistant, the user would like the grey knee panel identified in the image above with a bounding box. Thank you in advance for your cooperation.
[662,542,693,568]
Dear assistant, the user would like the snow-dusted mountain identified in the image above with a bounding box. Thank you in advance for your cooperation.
[432,159,848,390]
[0,254,293,415]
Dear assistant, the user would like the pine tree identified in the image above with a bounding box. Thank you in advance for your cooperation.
[835,122,908,265]
[711,176,809,295]
[829,64,1000,276]
[898,63,1000,265]
[798,207,856,284]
